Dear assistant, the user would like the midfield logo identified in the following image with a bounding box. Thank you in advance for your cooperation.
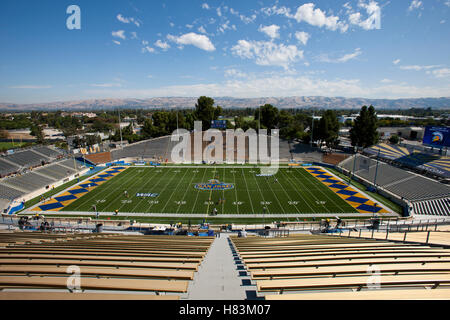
[194,179,234,191]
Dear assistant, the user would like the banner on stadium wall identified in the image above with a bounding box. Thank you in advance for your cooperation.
[211,120,227,129]
[423,126,450,148]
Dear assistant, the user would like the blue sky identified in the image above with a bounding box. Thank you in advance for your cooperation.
[1,0,450,103]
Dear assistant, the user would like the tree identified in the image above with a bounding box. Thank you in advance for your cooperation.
[255,104,279,129]
[316,110,340,148]
[350,105,379,148]
[389,135,400,144]
[194,96,222,130]
[30,124,45,144]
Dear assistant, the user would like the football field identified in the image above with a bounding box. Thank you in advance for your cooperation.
[62,167,358,215]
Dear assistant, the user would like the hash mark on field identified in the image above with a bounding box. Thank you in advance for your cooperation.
[160,168,190,213]
[129,168,167,212]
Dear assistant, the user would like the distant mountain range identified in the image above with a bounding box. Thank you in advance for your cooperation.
[1,96,450,111]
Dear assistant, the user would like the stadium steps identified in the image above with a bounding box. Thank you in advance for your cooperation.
[413,198,450,216]
[29,149,52,160]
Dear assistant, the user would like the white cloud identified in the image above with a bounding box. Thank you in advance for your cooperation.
[116,14,140,27]
[216,7,222,17]
[113,40,121,45]
[231,40,303,70]
[292,3,348,32]
[155,40,170,50]
[259,25,280,39]
[9,85,52,89]
[318,48,362,63]
[202,3,210,10]
[427,68,450,78]
[380,78,393,83]
[393,59,401,65]
[90,83,122,88]
[408,0,423,11]
[446,1,450,7]
[142,46,155,53]
[85,76,450,99]
[224,69,247,78]
[186,24,193,29]
[399,65,442,71]
[147,75,154,78]
[169,22,175,27]
[198,26,207,34]
[348,1,381,30]
[112,30,126,40]
[167,33,215,51]
[295,31,310,45]
[130,32,138,39]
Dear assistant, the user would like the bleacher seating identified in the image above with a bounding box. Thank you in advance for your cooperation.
[2,172,56,193]
[0,159,19,177]
[32,146,62,159]
[0,184,25,201]
[0,232,213,299]
[339,154,450,202]
[2,150,49,168]
[231,234,450,300]
[364,143,450,179]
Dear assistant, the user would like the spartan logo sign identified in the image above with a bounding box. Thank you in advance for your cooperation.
[171,121,279,175]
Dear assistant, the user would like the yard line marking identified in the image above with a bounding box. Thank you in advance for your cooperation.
[258,172,287,214]
[206,167,218,215]
[114,168,161,213]
[278,168,315,213]
[191,168,209,214]
[222,167,226,214]
[97,167,149,212]
[248,168,272,214]
[175,167,202,214]
[271,170,301,214]
[129,167,167,212]
[240,168,254,214]
[157,169,189,212]
[289,168,330,213]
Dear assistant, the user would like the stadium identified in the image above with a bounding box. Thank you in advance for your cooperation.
[1,127,449,301]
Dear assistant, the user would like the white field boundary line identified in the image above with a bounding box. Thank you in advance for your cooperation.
[32,211,399,218]
[27,166,126,212]
[295,167,348,214]
[320,166,395,215]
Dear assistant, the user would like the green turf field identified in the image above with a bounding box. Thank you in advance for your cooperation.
[62,167,358,215]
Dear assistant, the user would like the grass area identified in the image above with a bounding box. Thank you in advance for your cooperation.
[62,167,358,215]
[327,167,403,214]
[21,170,100,211]
[0,142,28,152]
